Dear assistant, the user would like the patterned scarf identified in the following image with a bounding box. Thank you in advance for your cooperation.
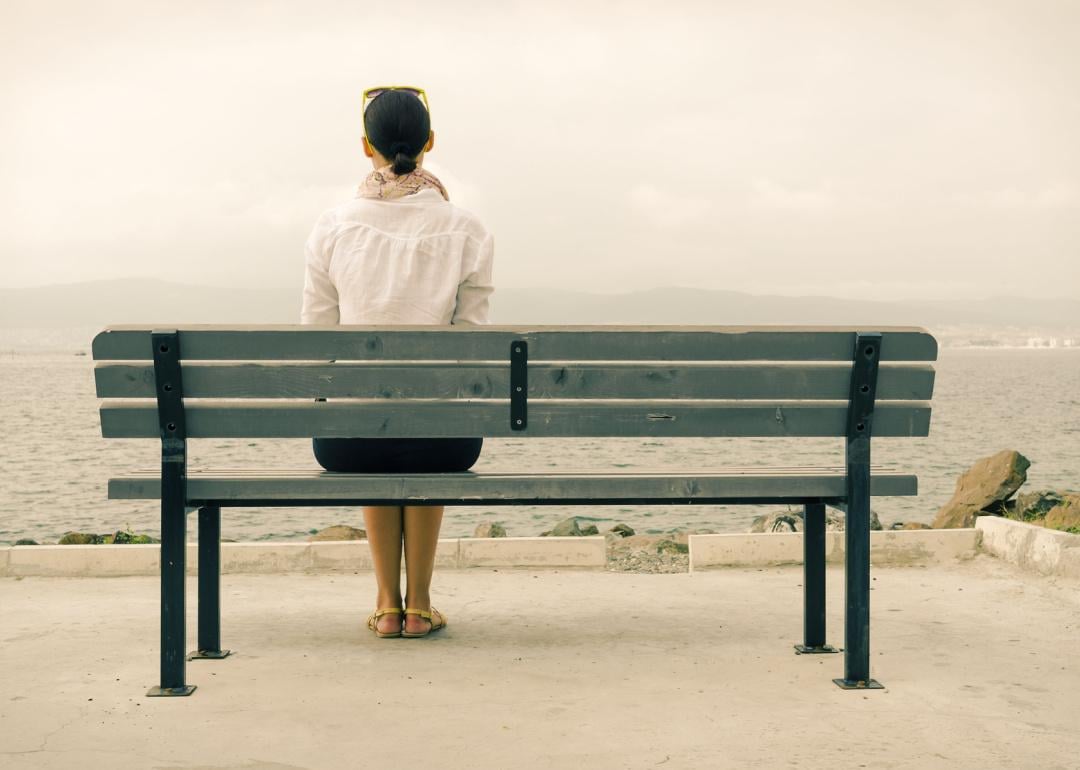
[356,164,450,202]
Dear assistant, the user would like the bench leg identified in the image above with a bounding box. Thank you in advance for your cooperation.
[147,473,196,697]
[190,505,231,661]
[834,465,883,690]
[795,502,837,655]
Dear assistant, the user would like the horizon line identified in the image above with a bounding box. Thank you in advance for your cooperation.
[2,277,1079,304]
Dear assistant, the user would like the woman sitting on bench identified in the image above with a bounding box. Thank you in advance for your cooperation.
[300,86,495,639]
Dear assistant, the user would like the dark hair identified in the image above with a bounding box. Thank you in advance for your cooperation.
[364,90,430,175]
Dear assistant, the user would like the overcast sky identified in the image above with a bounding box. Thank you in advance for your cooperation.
[3,0,1078,300]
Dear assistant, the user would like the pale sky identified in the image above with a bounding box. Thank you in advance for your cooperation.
[3,0,1078,300]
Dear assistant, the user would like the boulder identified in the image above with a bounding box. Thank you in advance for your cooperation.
[932,450,1031,529]
[14,539,38,546]
[58,532,101,545]
[473,521,507,538]
[750,511,803,533]
[1012,491,1064,521]
[546,517,584,537]
[750,507,881,533]
[579,523,600,536]
[102,530,157,545]
[896,522,932,531]
[308,525,367,542]
[1044,494,1080,532]
[609,523,635,537]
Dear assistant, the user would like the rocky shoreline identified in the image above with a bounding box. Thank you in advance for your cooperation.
[11,449,1076,575]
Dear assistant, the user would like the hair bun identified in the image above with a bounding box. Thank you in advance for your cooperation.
[392,151,418,175]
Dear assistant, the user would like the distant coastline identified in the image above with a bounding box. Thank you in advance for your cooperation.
[1,280,1078,346]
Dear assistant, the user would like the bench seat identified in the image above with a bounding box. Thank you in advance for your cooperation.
[108,466,917,505]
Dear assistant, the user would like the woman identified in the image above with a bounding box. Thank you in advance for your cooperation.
[300,86,494,639]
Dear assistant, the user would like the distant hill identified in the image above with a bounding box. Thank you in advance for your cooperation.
[1,278,1077,330]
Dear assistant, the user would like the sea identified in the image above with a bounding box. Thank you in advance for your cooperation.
[1,326,1078,545]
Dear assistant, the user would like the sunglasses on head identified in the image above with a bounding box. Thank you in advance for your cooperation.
[362,86,430,115]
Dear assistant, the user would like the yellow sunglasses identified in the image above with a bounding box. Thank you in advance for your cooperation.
[362,86,430,116]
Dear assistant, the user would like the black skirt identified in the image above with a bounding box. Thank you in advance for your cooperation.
[312,437,483,473]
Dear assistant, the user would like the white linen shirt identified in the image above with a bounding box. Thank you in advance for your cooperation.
[301,187,494,326]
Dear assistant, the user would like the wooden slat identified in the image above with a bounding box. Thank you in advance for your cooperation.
[99,400,932,438]
[91,325,938,362]
[94,362,936,401]
[107,469,918,502]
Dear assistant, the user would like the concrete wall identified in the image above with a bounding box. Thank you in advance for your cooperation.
[0,536,607,578]
[687,529,981,571]
[3,521,1077,578]
[976,516,1080,579]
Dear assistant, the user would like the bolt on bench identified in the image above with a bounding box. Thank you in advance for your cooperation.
[92,324,937,696]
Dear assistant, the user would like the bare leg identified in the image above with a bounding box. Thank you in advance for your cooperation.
[363,505,404,634]
[403,505,445,634]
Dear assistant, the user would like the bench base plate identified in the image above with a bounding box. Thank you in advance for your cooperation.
[794,644,840,655]
[188,649,231,661]
[146,685,197,697]
[833,678,884,690]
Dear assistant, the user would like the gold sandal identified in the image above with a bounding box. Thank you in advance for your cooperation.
[401,607,447,638]
[367,607,403,638]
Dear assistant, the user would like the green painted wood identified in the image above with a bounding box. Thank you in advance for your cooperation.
[91,325,939,362]
[107,469,918,502]
[94,361,936,401]
[99,400,932,438]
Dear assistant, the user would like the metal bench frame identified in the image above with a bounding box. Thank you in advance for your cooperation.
[94,325,932,696]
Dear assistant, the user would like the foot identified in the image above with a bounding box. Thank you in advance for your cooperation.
[373,609,403,635]
[403,606,446,636]
[372,592,403,635]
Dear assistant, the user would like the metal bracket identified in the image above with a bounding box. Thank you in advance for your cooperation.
[846,333,882,455]
[833,678,885,690]
[188,649,231,661]
[795,644,840,655]
[510,340,527,431]
[147,685,197,697]
[151,329,187,461]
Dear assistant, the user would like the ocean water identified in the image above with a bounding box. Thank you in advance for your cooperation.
[1,327,1077,545]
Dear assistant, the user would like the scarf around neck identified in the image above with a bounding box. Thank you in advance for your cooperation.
[356,164,450,202]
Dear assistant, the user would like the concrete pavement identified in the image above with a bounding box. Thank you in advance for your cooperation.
[1,557,1077,770]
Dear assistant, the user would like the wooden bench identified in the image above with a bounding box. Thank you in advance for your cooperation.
[92,324,937,696]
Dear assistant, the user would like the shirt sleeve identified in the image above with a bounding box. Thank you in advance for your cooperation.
[300,211,340,325]
[451,231,494,326]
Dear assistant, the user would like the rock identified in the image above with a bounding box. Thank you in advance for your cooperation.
[609,523,635,537]
[932,450,1031,529]
[1012,490,1064,521]
[1044,494,1080,532]
[547,517,584,537]
[58,532,101,545]
[579,523,599,536]
[14,539,38,546]
[473,521,507,538]
[100,531,159,545]
[897,522,932,530]
[749,507,881,533]
[308,525,367,542]
[826,503,884,531]
[750,510,803,533]
[656,539,689,554]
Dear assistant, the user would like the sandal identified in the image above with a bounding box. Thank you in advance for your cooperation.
[401,607,447,638]
[367,607,403,638]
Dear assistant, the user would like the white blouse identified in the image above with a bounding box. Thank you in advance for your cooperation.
[300,187,494,326]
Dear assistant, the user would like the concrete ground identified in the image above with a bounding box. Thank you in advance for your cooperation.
[0,557,1077,770]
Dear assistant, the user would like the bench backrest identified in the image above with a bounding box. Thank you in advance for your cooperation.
[92,325,936,439]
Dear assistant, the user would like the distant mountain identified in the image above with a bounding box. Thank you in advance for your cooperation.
[1,279,1077,330]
